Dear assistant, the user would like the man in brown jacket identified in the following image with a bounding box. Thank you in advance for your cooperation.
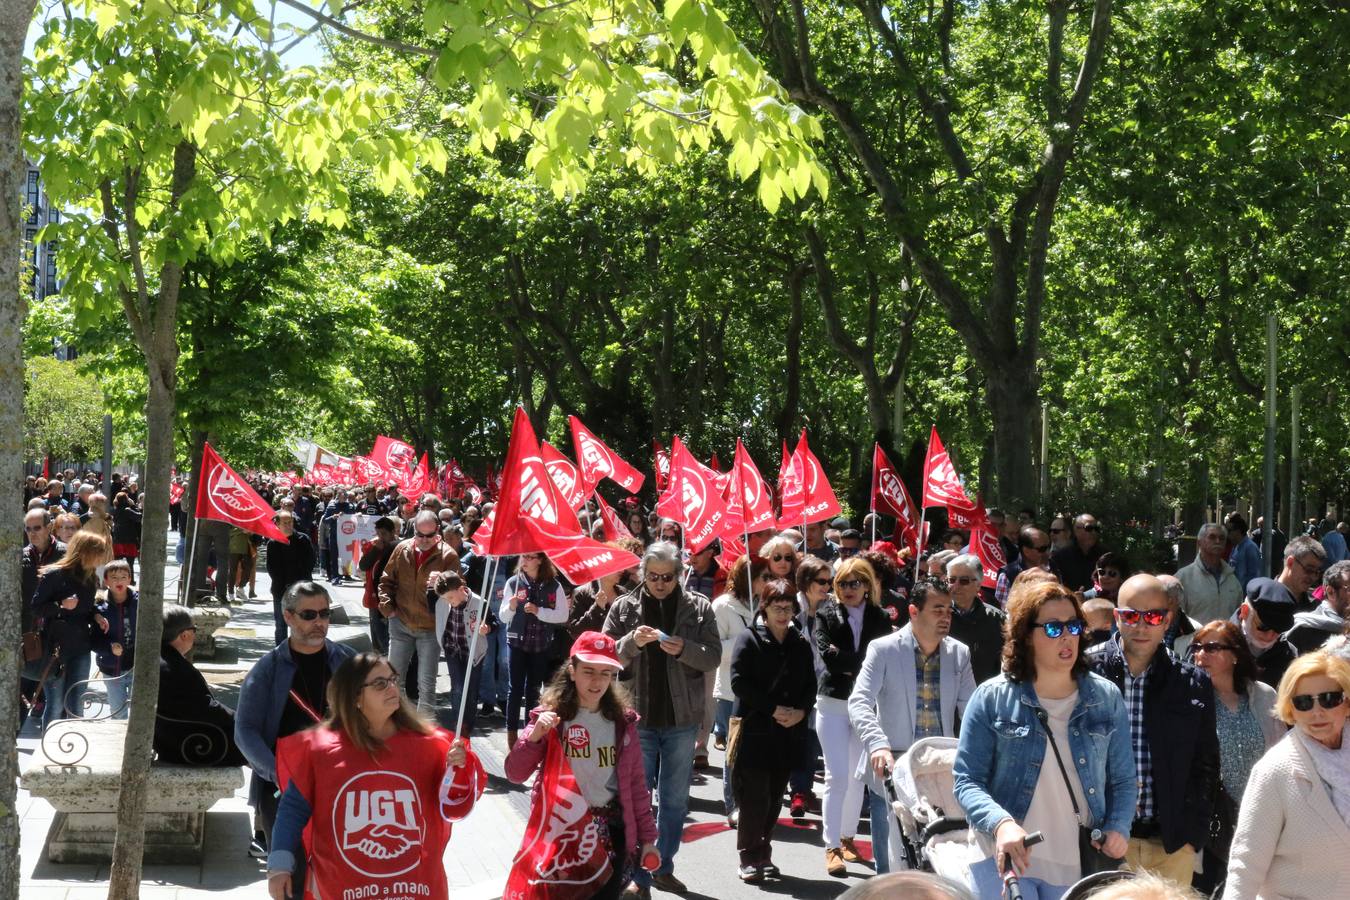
[378,510,460,712]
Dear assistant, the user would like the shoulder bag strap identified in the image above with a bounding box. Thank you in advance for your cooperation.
[1035,706,1085,826]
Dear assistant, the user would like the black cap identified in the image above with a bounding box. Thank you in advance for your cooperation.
[1245,577,1295,633]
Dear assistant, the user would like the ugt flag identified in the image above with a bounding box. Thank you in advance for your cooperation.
[195,442,287,542]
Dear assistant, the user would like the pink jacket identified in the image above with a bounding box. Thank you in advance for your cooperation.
[505,705,657,854]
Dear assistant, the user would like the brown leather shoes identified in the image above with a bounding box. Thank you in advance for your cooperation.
[825,847,847,876]
[839,836,861,862]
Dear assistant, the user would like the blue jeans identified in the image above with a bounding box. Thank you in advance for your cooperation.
[715,699,735,815]
[636,723,698,883]
[43,651,92,732]
[969,857,1066,900]
[869,787,892,874]
[447,656,483,735]
[477,599,510,707]
[369,609,389,655]
[102,670,133,720]
[506,646,553,731]
[388,617,442,714]
[789,722,820,795]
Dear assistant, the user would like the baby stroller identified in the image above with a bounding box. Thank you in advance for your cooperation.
[887,736,985,881]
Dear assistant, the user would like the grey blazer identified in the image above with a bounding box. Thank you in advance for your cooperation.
[847,624,977,790]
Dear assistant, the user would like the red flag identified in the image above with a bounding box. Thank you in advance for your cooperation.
[504,731,612,900]
[946,492,989,530]
[655,436,727,553]
[42,456,49,479]
[404,452,433,498]
[371,435,417,473]
[793,429,841,525]
[520,516,640,583]
[540,442,587,510]
[595,494,634,542]
[569,416,645,494]
[194,442,287,542]
[776,440,803,526]
[352,455,387,485]
[709,452,722,473]
[723,439,775,536]
[485,408,582,557]
[871,444,920,554]
[972,524,1007,589]
[921,427,969,509]
[653,440,671,493]
[169,481,184,505]
[464,482,483,505]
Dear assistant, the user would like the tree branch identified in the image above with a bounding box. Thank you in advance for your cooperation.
[275,0,437,57]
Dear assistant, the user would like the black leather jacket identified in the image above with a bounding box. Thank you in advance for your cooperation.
[1088,636,1220,854]
[814,600,892,700]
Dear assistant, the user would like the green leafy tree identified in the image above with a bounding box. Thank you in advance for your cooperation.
[23,355,104,461]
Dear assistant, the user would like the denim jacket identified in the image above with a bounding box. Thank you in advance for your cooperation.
[953,672,1136,839]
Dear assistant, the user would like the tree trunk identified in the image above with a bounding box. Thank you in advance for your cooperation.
[108,357,177,896]
[984,366,1039,508]
[0,4,39,896]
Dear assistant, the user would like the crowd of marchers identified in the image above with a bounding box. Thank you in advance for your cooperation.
[17,475,1350,900]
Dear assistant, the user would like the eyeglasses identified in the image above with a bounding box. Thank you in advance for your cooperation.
[414,531,439,540]
[1292,691,1345,712]
[836,578,863,590]
[1082,524,1101,532]
[838,547,858,558]
[1034,619,1085,639]
[364,675,400,692]
[1116,607,1167,627]
[770,554,793,563]
[1031,544,1052,553]
[646,572,676,584]
[1096,570,1122,580]
[767,603,796,615]
[1192,642,1238,655]
[1295,556,1325,578]
[293,608,333,621]
[812,577,832,586]
[24,525,46,532]
[1049,527,1065,534]
[950,576,979,586]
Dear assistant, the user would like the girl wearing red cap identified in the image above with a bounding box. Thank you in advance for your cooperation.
[505,631,658,899]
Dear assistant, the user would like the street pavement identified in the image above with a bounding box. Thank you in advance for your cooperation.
[17,536,880,898]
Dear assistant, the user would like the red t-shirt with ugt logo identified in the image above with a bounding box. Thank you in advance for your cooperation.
[277,726,482,900]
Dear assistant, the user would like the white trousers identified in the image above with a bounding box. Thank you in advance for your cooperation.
[817,702,867,848]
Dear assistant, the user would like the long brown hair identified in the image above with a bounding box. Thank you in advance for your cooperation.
[1002,581,1090,682]
[42,531,110,582]
[539,657,632,723]
[1191,620,1259,693]
[724,554,770,603]
[324,653,433,755]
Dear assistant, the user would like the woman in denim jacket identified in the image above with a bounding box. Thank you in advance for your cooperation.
[954,580,1136,900]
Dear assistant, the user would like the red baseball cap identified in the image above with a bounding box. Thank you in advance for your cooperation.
[570,631,623,670]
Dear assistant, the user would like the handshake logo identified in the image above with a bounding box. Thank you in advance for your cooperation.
[334,771,425,878]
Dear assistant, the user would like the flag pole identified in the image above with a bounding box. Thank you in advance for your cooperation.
[454,553,500,740]
[912,506,927,584]
[179,517,200,604]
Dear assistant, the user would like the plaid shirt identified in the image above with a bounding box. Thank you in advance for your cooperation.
[1125,667,1154,821]
[443,602,470,661]
[913,644,943,739]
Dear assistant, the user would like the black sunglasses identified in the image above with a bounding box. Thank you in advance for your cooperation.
[811,577,831,586]
[1292,691,1345,712]
[836,578,863,590]
[293,608,333,621]
[1034,619,1085,639]
[769,553,793,562]
[1031,544,1052,553]
[414,530,439,540]
[1083,524,1101,532]
[1192,642,1238,655]
[838,547,858,557]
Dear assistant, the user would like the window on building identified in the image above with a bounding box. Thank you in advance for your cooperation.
[44,241,58,295]
[24,229,37,291]
[48,209,60,225]
[26,171,40,224]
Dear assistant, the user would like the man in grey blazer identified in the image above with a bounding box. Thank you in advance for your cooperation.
[848,577,978,868]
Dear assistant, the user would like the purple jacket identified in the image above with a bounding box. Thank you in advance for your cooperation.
[505,705,657,854]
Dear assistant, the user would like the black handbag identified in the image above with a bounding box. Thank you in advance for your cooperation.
[1036,707,1123,877]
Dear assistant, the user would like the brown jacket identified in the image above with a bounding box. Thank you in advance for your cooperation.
[377,539,459,632]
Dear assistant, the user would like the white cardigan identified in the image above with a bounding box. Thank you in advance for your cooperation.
[1223,727,1350,900]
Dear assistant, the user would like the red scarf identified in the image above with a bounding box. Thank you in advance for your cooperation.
[504,731,613,899]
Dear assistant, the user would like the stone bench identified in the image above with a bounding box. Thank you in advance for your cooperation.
[190,603,232,658]
[20,718,244,864]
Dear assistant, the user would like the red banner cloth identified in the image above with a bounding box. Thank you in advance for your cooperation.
[194,442,287,542]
